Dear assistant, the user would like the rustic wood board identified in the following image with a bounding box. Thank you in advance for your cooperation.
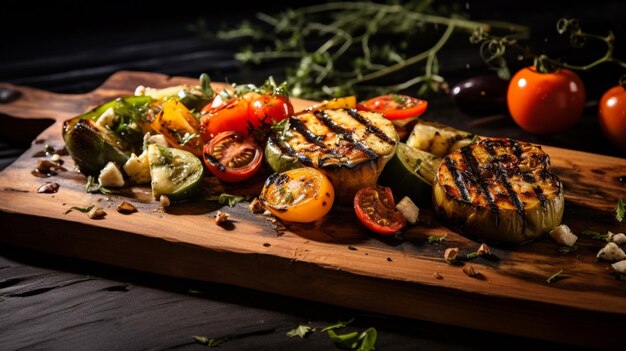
[1,71,625,348]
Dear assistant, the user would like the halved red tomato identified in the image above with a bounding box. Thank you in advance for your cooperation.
[202,131,263,183]
[200,97,251,141]
[361,94,428,120]
[354,186,406,235]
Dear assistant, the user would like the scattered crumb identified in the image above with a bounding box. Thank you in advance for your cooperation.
[463,264,478,277]
[50,154,61,162]
[597,242,626,262]
[348,245,357,251]
[248,198,265,214]
[37,182,59,193]
[608,231,626,245]
[263,243,271,247]
[477,243,490,256]
[159,195,170,208]
[433,272,443,280]
[612,260,626,274]
[215,210,230,225]
[444,247,459,261]
[262,210,273,216]
[549,224,578,247]
[88,207,107,219]
[117,201,137,214]
[387,257,393,262]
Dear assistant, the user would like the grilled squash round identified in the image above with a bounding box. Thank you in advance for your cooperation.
[433,137,564,245]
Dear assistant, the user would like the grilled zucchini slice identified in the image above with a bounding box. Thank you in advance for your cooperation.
[406,120,477,157]
[433,137,564,245]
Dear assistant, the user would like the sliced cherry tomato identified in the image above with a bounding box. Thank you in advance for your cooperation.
[354,186,405,235]
[361,94,428,120]
[200,97,251,141]
[248,94,293,126]
[507,66,585,134]
[259,167,334,223]
[151,99,203,156]
[599,85,626,152]
[202,131,263,183]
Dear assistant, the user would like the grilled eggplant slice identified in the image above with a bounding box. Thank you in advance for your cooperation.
[433,137,564,245]
[266,108,398,203]
[406,120,477,157]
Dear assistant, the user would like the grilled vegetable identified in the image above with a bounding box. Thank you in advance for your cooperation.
[266,108,399,203]
[147,144,204,201]
[202,131,263,183]
[63,96,151,175]
[433,138,564,245]
[406,120,477,157]
[354,186,406,235]
[151,99,203,156]
[259,167,334,223]
[378,142,441,206]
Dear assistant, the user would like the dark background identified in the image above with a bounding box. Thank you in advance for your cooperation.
[1,1,625,350]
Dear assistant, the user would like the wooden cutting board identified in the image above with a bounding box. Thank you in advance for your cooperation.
[1,71,625,349]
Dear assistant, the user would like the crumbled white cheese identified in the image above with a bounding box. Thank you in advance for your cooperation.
[98,162,125,188]
[597,242,626,262]
[612,260,626,274]
[95,107,116,127]
[444,247,458,261]
[396,196,419,225]
[123,152,150,184]
[549,224,578,247]
[50,154,61,162]
[607,231,626,245]
[148,134,169,148]
[134,85,146,96]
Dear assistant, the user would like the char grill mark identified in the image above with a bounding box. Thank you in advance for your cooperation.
[288,117,326,148]
[460,146,499,214]
[483,141,526,216]
[270,135,314,167]
[313,110,379,160]
[444,157,470,203]
[533,186,547,209]
[345,109,396,145]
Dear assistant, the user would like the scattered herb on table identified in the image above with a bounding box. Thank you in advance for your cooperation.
[427,234,447,244]
[192,336,226,348]
[616,199,625,222]
[582,230,609,241]
[286,324,315,338]
[558,246,578,254]
[85,175,120,196]
[321,318,355,332]
[327,327,377,351]
[208,193,250,207]
[64,205,95,215]
[546,269,564,284]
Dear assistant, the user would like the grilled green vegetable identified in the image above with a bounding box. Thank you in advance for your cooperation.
[63,96,152,175]
[378,142,441,206]
[406,120,477,157]
[147,144,204,201]
[266,108,398,203]
[433,138,564,245]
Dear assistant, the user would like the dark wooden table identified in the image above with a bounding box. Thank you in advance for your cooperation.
[1,2,624,350]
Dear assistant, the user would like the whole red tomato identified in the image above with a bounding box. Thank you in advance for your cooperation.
[507,66,585,134]
[599,85,626,152]
[248,94,293,125]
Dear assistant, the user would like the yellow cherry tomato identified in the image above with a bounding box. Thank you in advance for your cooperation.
[259,167,334,223]
[151,99,203,156]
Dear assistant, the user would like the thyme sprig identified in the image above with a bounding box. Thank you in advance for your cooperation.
[194,1,527,100]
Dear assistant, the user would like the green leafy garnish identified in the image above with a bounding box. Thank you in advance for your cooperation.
[64,205,95,215]
[157,146,173,163]
[327,327,377,351]
[466,252,479,259]
[176,132,199,146]
[286,324,315,338]
[582,230,608,241]
[192,336,225,348]
[390,94,406,104]
[207,193,250,207]
[427,234,447,244]
[546,269,564,284]
[199,73,214,98]
[85,175,120,196]
[616,199,625,222]
[321,318,355,332]
[558,246,578,254]
[99,187,120,195]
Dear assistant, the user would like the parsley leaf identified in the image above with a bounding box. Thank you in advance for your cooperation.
[558,246,578,254]
[582,230,608,241]
[286,324,315,338]
[546,269,564,284]
[207,193,250,207]
[64,205,95,215]
[390,94,406,104]
[616,199,625,222]
[427,234,447,244]
[192,336,225,347]
[321,318,354,332]
[176,132,199,146]
[327,327,377,351]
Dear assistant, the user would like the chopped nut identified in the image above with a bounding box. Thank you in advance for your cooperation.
[50,154,61,162]
[87,207,106,219]
[607,231,626,245]
[549,224,578,247]
[477,243,490,256]
[396,196,419,224]
[159,195,170,207]
[444,247,459,261]
[248,198,265,214]
[215,210,230,224]
[117,201,137,214]
[37,182,59,193]
[612,260,626,274]
[463,264,478,277]
[597,242,626,262]
[433,272,443,280]
[262,210,273,216]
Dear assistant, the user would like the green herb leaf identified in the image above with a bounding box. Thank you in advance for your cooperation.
[558,246,578,254]
[546,269,564,284]
[466,252,479,259]
[157,146,173,162]
[582,230,608,241]
[390,94,406,104]
[208,193,249,207]
[85,175,97,193]
[616,199,625,222]
[199,73,214,98]
[64,205,95,215]
[193,336,225,347]
[176,132,199,146]
[327,327,377,351]
[99,187,120,195]
[286,324,315,338]
[321,318,355,332]
[357,328,377,351]
[427,234,447,244]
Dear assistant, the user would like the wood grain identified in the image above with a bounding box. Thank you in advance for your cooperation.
[1,71,625,349]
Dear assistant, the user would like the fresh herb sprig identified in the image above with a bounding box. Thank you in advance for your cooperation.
[193,1,527,100]
[208,193,250,207]
[616,198,625,223]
